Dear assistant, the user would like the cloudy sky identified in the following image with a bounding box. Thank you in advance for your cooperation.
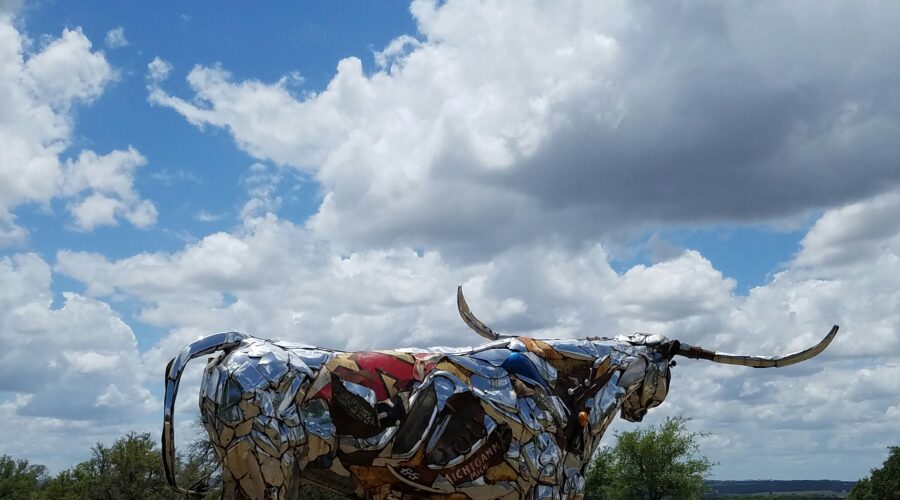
[1,0,898,481]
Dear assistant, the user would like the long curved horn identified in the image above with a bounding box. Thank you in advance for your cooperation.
[675,325,839,368]
[457,285,508,341]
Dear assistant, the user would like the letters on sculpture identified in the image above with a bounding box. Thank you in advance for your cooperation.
[163,286,838,499]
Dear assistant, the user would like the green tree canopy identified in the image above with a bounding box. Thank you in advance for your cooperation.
[848,446,900,500]
[37,429,219,500]
[0,454,47,499]
[40,431,173,500]
[585,416,715,500]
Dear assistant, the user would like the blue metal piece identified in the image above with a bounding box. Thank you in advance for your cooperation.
[501,352,549,389]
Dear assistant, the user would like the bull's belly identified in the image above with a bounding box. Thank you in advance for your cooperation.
[198,340,592,499]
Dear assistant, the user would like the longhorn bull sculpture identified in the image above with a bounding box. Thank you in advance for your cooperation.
[163,287,838,499]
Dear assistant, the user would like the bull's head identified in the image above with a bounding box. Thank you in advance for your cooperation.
[457,286,838,440]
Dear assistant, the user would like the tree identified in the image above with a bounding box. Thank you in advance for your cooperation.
[585,416,714,500]
[40,431,173,500]
[848,446,900,500]
[0,454,47,499]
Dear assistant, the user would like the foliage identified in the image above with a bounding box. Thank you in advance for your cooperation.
[0,454,47,499]
[35,428,218,500]
[586,416,715,500]
[847,446,900,500]
[40,431,172,500]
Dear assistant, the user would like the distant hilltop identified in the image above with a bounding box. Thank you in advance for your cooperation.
[705,479,857,497]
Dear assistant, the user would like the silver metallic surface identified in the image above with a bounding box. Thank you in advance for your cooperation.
[472,348,514,366]
[162,288,837,499]
[300,398,336,438]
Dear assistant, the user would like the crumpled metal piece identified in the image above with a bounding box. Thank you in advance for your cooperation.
[470,373,518,410]
[300,398,336,439]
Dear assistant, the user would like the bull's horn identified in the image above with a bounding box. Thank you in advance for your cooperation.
[457,285,507,341]
[675,325,839,368]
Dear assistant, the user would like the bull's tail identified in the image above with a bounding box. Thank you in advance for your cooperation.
[163,331,248,496]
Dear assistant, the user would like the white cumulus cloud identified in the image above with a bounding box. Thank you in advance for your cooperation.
[0,16,155,243]
[104,26,127,49]
[0,253,155,470]
[53,189,900,478]
[149,0,900,255]
[62,148,157,230]
[146,56,172,83]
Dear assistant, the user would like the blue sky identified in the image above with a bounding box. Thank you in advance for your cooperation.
[1,0,899,483]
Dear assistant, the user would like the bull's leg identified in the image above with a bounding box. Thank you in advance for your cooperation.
[219,467,248,500]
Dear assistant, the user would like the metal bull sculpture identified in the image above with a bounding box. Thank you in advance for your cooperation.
[163,287,838,499]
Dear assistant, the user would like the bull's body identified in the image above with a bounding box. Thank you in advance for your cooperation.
[163,288,837,500]
[180,333,670,499]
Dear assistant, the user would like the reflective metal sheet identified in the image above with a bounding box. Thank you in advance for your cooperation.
[286,352,313,376]
[277,375,303,416]
[233,361,269,391]
[468,338,514,353]
[280,421,306,445]
[546,340,595,361]
[210,366,225,403]
[246,339,274,358]
[200,371,214,401]
[273,340,316,350]
[448,354,507,379]
[301,399,336,438]
[280,404,301,428]
[343,380,377,406]
[470,373,517,410]
[518,397,540,431]
[538,464,557,484]
[217,403,243,424]
[483,414,497,436]
[227,351,251,370]
[431,373,466,412]
[257,351,289,383]
[502,352,548,389]
[520,441,539,478]
[537,432,561,467]
[288,349,333,370]
[522,352,558,387]
[257,389,275,417]
[471,348,513,366]
[533,484,556,500]
[425,413,451,454]
[486,398,523,426]
[221,376,243,408]
[506,440,520,463]
[251,429,280,457]
[507,338,526,352]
